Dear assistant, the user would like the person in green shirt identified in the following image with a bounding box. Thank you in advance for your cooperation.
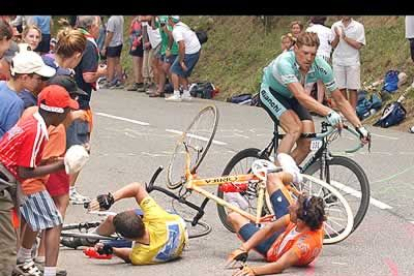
[150,15,178,98]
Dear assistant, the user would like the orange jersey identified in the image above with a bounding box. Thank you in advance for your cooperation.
[266,222,323,266]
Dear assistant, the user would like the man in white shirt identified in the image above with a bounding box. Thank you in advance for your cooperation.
[331,17,365,110]
[102,16,124,89]
[166,16,201,102]
[306,16,334,104]
[406,16,414,87]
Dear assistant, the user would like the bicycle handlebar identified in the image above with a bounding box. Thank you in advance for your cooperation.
[315,123,364,154]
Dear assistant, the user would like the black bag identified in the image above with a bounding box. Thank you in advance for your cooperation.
[373,101,407,128]
[195,30,208,45]
[189,82,216,99]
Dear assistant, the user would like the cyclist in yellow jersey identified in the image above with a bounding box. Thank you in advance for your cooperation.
[87,182,188,265]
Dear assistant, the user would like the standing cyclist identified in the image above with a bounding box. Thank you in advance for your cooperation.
[259,32,370,166]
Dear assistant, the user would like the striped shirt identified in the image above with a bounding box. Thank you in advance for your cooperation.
[0,112,49,182]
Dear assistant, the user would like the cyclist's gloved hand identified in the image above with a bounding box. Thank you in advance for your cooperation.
[93,193,115,211]
[97,244,113,255]
[356,126,371,149]
[326,110,343,129]
[226,247,248,268]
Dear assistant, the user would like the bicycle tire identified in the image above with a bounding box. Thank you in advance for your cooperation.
[297,174,354,244]
[183,219,212,239]
[304,155,370,232]
[61,218,211,249]
[167,105,219,189]
[217,148,272,233]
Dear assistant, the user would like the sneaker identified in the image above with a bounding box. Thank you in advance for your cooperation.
[224,193,249,211]
[181,93,193,101]
[165,94,182,102]
[69,189,90,205]
[137,83,146,92]
[12,261,42,276]
[126,83,139,91]
[109,80,124,90]
[35,261,67,276]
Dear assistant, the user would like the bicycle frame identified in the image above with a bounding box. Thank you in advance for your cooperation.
[261,121,363,178]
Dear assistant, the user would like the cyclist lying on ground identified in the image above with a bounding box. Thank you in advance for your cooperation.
[85,182,188,265]
[259,31,370,166]
[226,154,326,276]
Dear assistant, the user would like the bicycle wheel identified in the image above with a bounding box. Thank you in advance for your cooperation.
[217,148,272,233]
[184,219,212,239]
[293,174,354,244]
[167,105,219,189]
[304,155,370,231]
[61,222,117,249]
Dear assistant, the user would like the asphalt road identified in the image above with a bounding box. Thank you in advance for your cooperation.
[59,89,414,276]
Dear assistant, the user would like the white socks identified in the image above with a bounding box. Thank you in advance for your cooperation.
[277,153,302,183]
[17,247,32,263]
[44,267,57,276]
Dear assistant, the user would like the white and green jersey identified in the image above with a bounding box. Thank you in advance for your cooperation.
[262,51,337,98]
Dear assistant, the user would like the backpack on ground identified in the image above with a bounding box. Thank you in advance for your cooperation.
[382,70,400,93]
[189,82,217,99]
[356,91,383,120]
[373,101,407,128]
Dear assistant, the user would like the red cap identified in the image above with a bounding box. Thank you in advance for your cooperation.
[37,85,79,113]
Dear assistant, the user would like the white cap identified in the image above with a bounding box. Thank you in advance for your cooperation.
[11,51,56,78]
[170,15,180,23]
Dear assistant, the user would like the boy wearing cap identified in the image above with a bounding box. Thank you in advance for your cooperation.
[166,16,201,102]
[26,76,89,273]
[0,51,56,139]
[0,85,80,276]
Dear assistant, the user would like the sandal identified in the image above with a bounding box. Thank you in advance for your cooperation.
[149,92,165,98]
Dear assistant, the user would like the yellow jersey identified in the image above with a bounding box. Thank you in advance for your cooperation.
[129,196,188,265]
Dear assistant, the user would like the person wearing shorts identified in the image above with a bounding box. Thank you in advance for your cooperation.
[126,16,145,92]
[258,32,369,168]
[226,154,326,276]
[331,17,365,110]
[102,16,124,88]
[166,16,201,102]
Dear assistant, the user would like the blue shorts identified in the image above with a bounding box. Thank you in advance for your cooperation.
[164,54,178,65]
[66,119,90,149]
[170,52,200,78]
[237,189,291,257]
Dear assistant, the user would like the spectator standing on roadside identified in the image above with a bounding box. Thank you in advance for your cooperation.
[290,20,304,39]
[70,15,107,204]
[28,16,53,55]
[101,16,124,89]
[21,25,42,52]
[331,16,365,110]
[306,16,334,104]
[280,33,294,53]
[0,51,55,139]
[166,16,201,102]
[126,16,145,92]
